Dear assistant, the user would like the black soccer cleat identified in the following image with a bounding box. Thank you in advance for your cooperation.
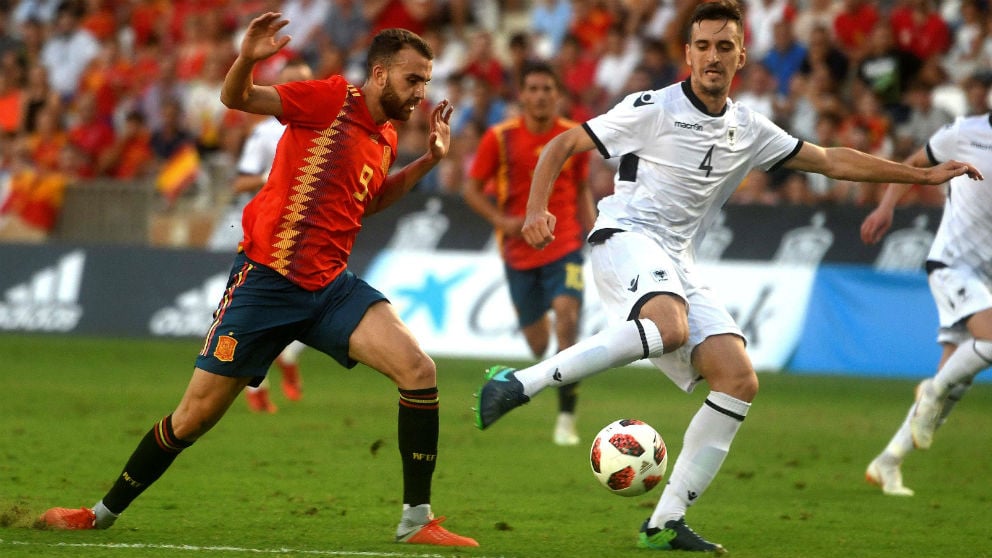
[473,366,530,430]
[637,517,726,554]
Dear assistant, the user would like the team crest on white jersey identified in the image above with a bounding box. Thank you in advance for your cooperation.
[727,127,738,147]
[633,92,656,107]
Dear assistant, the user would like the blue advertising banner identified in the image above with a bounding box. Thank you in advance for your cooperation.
[788,265,941,378]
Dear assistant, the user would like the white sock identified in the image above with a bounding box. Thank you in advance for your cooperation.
[92,500,118,529]
[650,392,749,528]
[882,406,915,462]
[515,319,663,398]
[930,339,992,397]
[883,374,974,463]
[397,503,432,536]
[279,341,306,364]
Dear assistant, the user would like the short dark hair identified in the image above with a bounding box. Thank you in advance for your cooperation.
[366,28,433,77]
[519,60,560,89]
[687,1,744,43]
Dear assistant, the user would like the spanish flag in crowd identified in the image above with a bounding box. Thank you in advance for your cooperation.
[156,144,200,204]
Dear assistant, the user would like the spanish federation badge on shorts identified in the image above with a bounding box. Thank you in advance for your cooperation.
[214,334,238,362]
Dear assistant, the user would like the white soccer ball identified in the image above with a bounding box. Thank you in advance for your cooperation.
[590,419,668,497]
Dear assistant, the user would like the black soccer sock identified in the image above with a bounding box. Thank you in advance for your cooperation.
[101,414,193,515]
[557,382,579,414]
[397,387,439,507]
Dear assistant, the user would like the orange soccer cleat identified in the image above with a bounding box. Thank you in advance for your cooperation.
[277,358,303,402]
[39,507,96,530]
[245,387,278,413]
[396,516,478,547]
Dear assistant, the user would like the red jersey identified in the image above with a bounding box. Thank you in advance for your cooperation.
[833,4,879,54]
[469,116,589,270]
[889,7,950,60]
[241,76,397,290]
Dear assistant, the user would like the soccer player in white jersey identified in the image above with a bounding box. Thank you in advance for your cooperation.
[473,1,983,553]
[862,106,992,497]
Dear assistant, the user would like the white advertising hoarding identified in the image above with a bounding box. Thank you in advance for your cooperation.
[365,250,815,371]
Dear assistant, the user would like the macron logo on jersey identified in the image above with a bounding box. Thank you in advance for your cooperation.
[674,121,704,131]
[0,250,85,332]
[149,272,228,337]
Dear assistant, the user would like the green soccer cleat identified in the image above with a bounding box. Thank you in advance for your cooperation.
[638,517,727,554]
[474,366,530,430]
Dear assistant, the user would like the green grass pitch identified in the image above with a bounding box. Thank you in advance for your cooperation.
[1,334,990,557]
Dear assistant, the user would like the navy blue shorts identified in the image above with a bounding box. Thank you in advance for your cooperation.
[504,249,584,328]
[195,252,387,385]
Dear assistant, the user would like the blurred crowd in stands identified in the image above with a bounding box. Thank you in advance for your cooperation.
[0,0,990,244]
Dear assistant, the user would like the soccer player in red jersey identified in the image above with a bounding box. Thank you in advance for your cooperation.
[464,61,595,446]
[40,12,477,547]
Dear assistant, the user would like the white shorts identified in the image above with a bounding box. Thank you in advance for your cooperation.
[589,230,743,392]
[929,264,992,345]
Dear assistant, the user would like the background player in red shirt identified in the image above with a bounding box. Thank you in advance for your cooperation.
[464,61,595,446]
[40,12,477,548]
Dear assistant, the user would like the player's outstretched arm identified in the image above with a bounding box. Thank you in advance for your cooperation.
[785,143,983,186]
[523,126,596,250]
[860,148,932,245]
[220,12,290,116]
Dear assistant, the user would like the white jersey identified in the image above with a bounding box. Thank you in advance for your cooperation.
[584,80,802,262]
[925,113,992,278]
[237,116,286,178]
[207,116,286,252]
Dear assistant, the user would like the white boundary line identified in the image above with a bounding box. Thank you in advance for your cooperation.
[0,539,506,557]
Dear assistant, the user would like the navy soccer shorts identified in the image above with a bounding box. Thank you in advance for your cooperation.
[195,252,387,385]
[504,249,584,328]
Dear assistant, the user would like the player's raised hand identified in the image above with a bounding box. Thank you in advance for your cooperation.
[240,12,292,62]
[427,100,453,160]
[860,206,894,245]
[522,210,556,249]
[923,160,984,184]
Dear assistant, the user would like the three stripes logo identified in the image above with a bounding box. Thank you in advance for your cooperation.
[149,272,228,336]
[0,250,85,331]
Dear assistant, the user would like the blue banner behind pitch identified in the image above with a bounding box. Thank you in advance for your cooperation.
[789,265,941,378]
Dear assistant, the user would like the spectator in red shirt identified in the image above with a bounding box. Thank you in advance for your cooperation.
[461,30,507,94]
[568,0,614,54]
[555,34,598,106]
[0,71,23,134]
[25,104,66,171]
[66,91,115,178]
[889,0,950,62]
[98,110,155,179]
[365,0,432,36]
[833,0,879,63]
[78,38,133,121]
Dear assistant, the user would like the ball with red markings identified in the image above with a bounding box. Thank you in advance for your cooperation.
[590,419,668,497]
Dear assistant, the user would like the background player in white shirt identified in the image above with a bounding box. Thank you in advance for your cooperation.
[862,107,992,497]
[474,2,983,553]
[207,58,314,413]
